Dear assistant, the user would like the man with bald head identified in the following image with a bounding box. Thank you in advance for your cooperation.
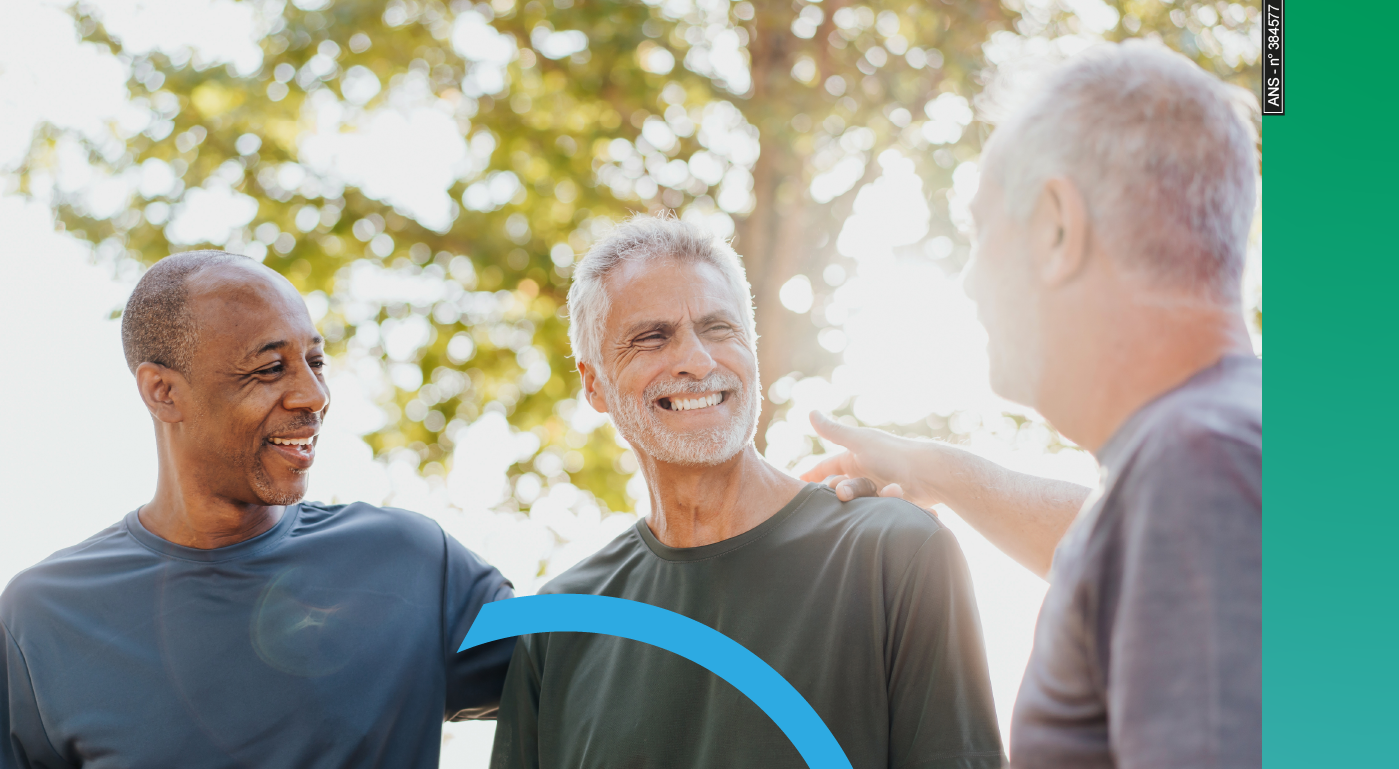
[0,251,514,767]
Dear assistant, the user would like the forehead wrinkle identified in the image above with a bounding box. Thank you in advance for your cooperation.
[696,309,740,325]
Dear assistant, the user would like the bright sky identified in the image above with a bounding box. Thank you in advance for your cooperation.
[0,1,1259,765]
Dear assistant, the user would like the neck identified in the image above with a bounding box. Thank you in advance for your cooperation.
[639,445,805,549]
[1040,290,1255,454]
[139,439,285,550]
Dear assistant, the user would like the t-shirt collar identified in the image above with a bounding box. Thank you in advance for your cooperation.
[123,503,300,563]
[633,482,821,562]
[1095,352,1260,466]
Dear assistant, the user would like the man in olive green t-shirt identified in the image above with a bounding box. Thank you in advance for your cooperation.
[489,215,1003,769]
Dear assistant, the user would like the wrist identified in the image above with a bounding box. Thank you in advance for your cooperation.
[917,441,996,511]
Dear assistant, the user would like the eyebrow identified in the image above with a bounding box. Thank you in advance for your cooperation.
[620,319,674,340]
[242,336,324,362]
[696,311,740,327]
[618,312,740,341]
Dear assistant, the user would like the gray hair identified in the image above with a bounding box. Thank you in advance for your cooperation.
[567,214,756,367]
[121,249,251,377]
[983,40,1259,304]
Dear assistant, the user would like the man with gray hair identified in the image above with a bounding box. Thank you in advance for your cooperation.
[805,41,1261,767]
[490,215,1005,768]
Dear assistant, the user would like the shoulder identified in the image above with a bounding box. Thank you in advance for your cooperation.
[809,488,961,586]
[1132,356,1260,457]
[1112,357,1261,485]
[797,484,947,551]
[1101,361,1262,538]
[0,518,132,628]
[537,524,648,596]
[296,500,449,552]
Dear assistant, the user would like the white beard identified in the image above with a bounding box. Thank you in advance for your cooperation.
[600,369,759,466]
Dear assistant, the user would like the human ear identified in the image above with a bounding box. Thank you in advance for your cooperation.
[135,362,188,424]
[1033,177,1091,287]
[576,361,610,415]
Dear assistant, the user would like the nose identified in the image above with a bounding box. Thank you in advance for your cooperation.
[284,359,330,415]
[669,325,718,381]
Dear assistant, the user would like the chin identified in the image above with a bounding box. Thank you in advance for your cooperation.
[987,358,1038,409]
[254,487,307,507]
[250,470,310,506]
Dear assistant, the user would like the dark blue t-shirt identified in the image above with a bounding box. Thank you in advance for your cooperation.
[0,502,515,768]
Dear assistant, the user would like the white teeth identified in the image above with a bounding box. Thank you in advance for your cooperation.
[668,393,722,411]
[270,437,314,446]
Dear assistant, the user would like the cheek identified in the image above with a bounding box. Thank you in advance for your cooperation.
[718,344,758,382]
[216,403,270,450]
[977,245,1023,306]
[606,362,654,403]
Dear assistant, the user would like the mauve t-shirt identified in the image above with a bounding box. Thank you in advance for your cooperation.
[1010,355,1261,769]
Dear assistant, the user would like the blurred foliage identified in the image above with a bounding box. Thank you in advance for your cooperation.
[17,0,1261,516]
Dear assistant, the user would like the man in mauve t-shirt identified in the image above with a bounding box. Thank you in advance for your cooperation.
[806,42,1262,768]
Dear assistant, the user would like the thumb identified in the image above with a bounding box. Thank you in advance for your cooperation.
[809,411,866,450]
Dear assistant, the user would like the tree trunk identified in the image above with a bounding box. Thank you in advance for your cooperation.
[736,7,808,454]
[736,0,867,454]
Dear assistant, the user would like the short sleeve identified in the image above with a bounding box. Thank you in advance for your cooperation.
[441,532,517,720]
[886,526,1006,769]
[1107,429,1262,768]
[488,633,545,769]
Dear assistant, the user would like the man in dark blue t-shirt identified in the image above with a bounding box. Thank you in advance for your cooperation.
[0,251,514,768]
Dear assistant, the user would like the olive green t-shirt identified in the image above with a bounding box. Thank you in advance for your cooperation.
[490,483,1004,769]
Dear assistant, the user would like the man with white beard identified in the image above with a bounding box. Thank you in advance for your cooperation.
[489,215,1005,769]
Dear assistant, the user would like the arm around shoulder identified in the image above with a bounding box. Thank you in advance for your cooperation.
[488,634,545,769]
[441,530,518,721]
[803,412,1089,579]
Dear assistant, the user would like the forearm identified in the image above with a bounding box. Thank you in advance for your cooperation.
[916,443,1090,579]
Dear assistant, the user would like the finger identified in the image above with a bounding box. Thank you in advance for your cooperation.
[808,411,865,448]
[835,477,879,501]
[820,474,849,489]
[799,453,850,483]
[877,483,904,499]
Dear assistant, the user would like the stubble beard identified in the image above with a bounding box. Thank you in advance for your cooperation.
[248,458,306,506]
[600,369,759,467]
[230,419,317,507]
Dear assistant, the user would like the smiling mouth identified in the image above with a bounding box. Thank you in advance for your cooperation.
[265,433,318,465]
[657,392,727,412]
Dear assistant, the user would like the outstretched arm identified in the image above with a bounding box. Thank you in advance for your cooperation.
[801,412,1090,579]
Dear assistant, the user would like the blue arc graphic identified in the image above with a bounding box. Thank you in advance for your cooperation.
[460,594,853,769]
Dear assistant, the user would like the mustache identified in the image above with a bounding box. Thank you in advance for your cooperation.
[263,413,322,438]
[643,371,744,402]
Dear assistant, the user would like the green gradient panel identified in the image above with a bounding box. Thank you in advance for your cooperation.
[1266,2,1397,766]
